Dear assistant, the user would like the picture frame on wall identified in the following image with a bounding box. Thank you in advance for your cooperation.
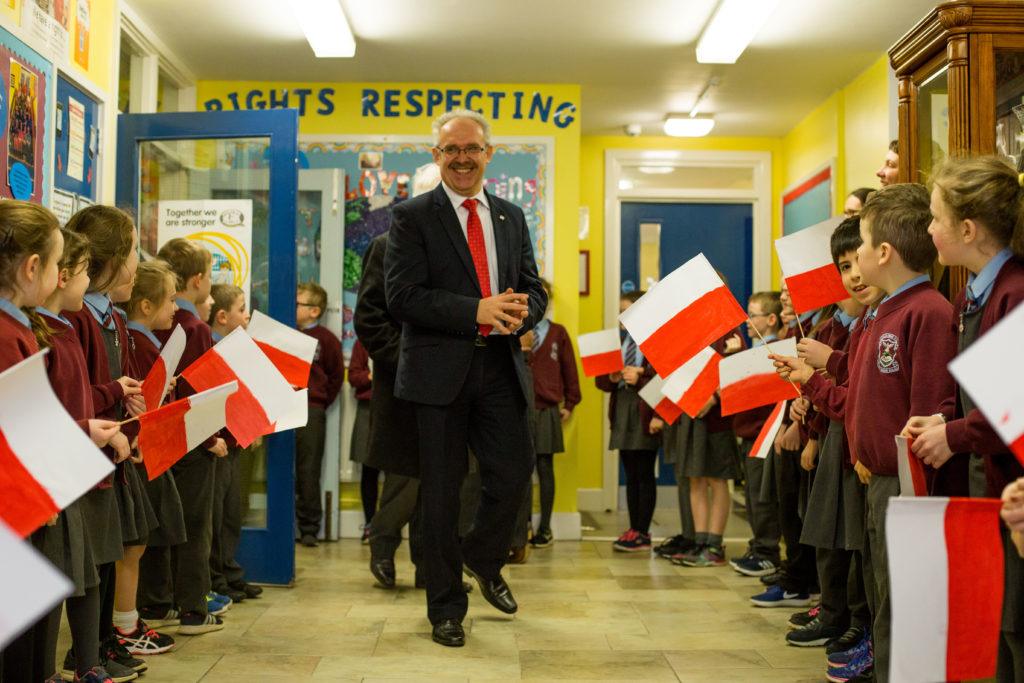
[579,249,590,296]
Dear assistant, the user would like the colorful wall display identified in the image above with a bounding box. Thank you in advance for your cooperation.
[302,138,553,355]
[0,25,52,204]
[54,73,97,199]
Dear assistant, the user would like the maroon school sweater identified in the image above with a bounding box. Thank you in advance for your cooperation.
[945,258,1024,496]
[43,316,95,423]
[348,339,372,402]
[65,307,128,421]
[0,308,38,370]
[154,306,213,400]
[528,322,582,412]
[847,282,956,476]
[304,323,344,409]
[596,359,656,436]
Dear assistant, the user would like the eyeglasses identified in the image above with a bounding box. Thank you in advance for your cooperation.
[436,144,487,158]
[747,312,769,319]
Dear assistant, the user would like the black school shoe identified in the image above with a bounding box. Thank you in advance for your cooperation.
[826,625,868,655]
[785,617,844,647]
[101,636,147,673]
[61,649,140,683]
[654,534,696,559]
[229,580,263,598]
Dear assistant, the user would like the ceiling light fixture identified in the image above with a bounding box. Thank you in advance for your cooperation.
[618,179,635,191]
[696,0,779,64]
[664,116,715,137]
[638,166,675,175]
[292,0,356,58]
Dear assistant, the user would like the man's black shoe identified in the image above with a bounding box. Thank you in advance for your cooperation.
[229,580,263,598]
[431,618,465,647]
[370,558,396,588]
[825,625,868,655]
[464,566,517,614]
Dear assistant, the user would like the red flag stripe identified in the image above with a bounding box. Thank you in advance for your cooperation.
[142,357,167,412]
[581,350,623,378]
[907,440,928,496]
[637,285,745,377]
[255,341,311,389]
[0,428,59,537]
[785,264,850,315]
[139,398,190,481]
[653,398,683,425]
[676,355,721,418]
[182,350,272,448]
[944,498,1004,681]
[749,402,785,458]
[720,373,800,417]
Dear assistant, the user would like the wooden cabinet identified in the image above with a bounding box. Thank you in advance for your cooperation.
[889,0,1024,298]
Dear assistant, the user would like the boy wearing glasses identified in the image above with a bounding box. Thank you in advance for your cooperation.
[295,281,344,547]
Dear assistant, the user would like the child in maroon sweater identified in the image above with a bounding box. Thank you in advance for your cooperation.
[904,157,1024,680]
[295,281,344,547]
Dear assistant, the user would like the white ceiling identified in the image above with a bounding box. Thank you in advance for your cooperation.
[126,0,939,137]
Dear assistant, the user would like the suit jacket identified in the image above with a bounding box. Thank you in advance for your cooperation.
[384,184,547,406]
[353,233,420,477]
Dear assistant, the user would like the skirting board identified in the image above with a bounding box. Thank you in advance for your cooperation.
[335,510,582,541]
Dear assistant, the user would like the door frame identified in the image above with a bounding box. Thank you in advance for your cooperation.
[590,149,772,512]
[115,108,299,584]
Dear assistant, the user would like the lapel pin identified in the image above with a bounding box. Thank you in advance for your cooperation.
[499,214,506,221]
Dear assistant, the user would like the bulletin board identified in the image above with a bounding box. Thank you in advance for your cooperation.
[782,162,834,235]
[301,137,554,355]
[0,25,53,205]
[54,74,98,200]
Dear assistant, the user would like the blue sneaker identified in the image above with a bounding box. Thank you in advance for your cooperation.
[827,633,872,668]
[729,553,779,577]
[206,592,231,616]
[750,584,812,608]
[826,642,874,682]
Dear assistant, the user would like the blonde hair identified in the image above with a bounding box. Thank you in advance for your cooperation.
[931,156,1024,256]
[126,260,176,319]
[209,283,244,325]
[157,238,212,291]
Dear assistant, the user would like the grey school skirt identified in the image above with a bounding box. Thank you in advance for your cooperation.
[143,467,187,547]
[115,460,159,546]
[533,405,565,454]
[61,500,100,596]
[78,486,123,565]
[801,419,865,551]
[610,387,660,452]
[678,413,740,480]
[350,400,372,465]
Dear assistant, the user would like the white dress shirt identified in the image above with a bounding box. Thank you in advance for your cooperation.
[441,182,500,297]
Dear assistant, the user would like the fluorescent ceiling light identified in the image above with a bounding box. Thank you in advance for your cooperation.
[664,116,715,137]
[696,0,779,64]
[638,166,675,175]
[293,0,356,58]
[618,179,635,191]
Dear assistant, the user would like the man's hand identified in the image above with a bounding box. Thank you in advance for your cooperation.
[109,432,131,463]
[622,366,643,386]
[797,338,834,370]
[770,354,814,384]
[88,419,120,448]
[117,376,142,397]
[909,423,954,468]
[854,460,872,485]
[800,439,819,472]
[478,289,528,335]
[208,438,228,458]
[649,417,665,434]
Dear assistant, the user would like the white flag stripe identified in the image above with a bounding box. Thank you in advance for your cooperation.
[577,329,620,357]
[887,497,951,683]
[0,352,113,509]
[719,338,797,386]
[618,253,723,342]
[215,329,296,424]
[776,217,843,275]
[948,302,1024,449]
[274,389,310,433]
[661,347,716,403]
[638,374,668,410]
[248,310,318,362]
[0,520,72,650]
[751,403,786,460]
[184,382,237,450]
[160,324,186,378]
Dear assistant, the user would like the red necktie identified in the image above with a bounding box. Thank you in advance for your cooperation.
[462,198,493,336]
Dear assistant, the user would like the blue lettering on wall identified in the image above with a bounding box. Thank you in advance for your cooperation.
[528,93,552,123]
[405,89,423,117]
[383,89,400,117]
[487,91,505,120]
[425,89,443,117]
[246,89,266,110]
[464,89,482,114]
[444,89,461,111]
[553,102,576,129]
[293,88,312,116]
[269,89,290,110]
[512,91,524,120]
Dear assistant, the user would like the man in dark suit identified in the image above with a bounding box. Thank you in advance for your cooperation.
[384,110,546,647]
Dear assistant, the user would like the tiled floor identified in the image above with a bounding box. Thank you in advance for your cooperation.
[58,539,826,681]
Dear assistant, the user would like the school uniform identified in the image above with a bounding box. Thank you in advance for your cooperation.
[348,339,379,527]
[295,321,344,538]
[845,276,957,683]
[142,298,217,617]
[946,252,1024,681]
[678,332,741,481]
[659,418,696,544]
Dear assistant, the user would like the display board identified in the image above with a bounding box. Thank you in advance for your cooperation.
[54,73,97,200]
[782,163,833,236]
[0,25,52,205]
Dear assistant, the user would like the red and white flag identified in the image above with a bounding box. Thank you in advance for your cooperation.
[0,520,72,649]
[896,435,928,497]
[0,352,114,537]
[619,253,746,377]
[775,217,848,314]
[139,382,238,480]
[718,338,801,416]
[273,388,310,433]
[638,374,683,425]
[578,329,624,377]
[248,310,318,388]
[948,301,1024,465]
[887,497,1004,683]
[749,402,786,459]
[660,347,721,418]
[142,324,185,411]
[181,328,297,448]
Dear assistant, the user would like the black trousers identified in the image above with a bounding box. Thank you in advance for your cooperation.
[210,446,245,591]
[295,406,327,538]
[741,441,781,563]
[415,342,533,624]
[621,450,657,534]
[369,473,422,565]
[816,547,869,629]
[535,453,555,531]
[774,447,817,593]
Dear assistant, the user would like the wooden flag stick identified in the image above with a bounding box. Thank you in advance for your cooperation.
[747,317,803,419]
[116,415,140,427]
[796,314,807,339]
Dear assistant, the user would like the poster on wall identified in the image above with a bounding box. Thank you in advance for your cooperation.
[302,138,553,355]
[74,0,90,70]
[0,26,52,205]
[156,199,254,306]
[782,163,834,236]
[21,0,70,64]
[54,75,97,199]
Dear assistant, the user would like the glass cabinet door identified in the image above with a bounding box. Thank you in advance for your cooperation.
[916,67,949,180]
[995,50,1024,173]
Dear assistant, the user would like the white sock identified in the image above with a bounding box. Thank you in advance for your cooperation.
[113,609,138,633]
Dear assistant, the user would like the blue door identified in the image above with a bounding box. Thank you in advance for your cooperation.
[116,110,299,585]
[620,201,753,486]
